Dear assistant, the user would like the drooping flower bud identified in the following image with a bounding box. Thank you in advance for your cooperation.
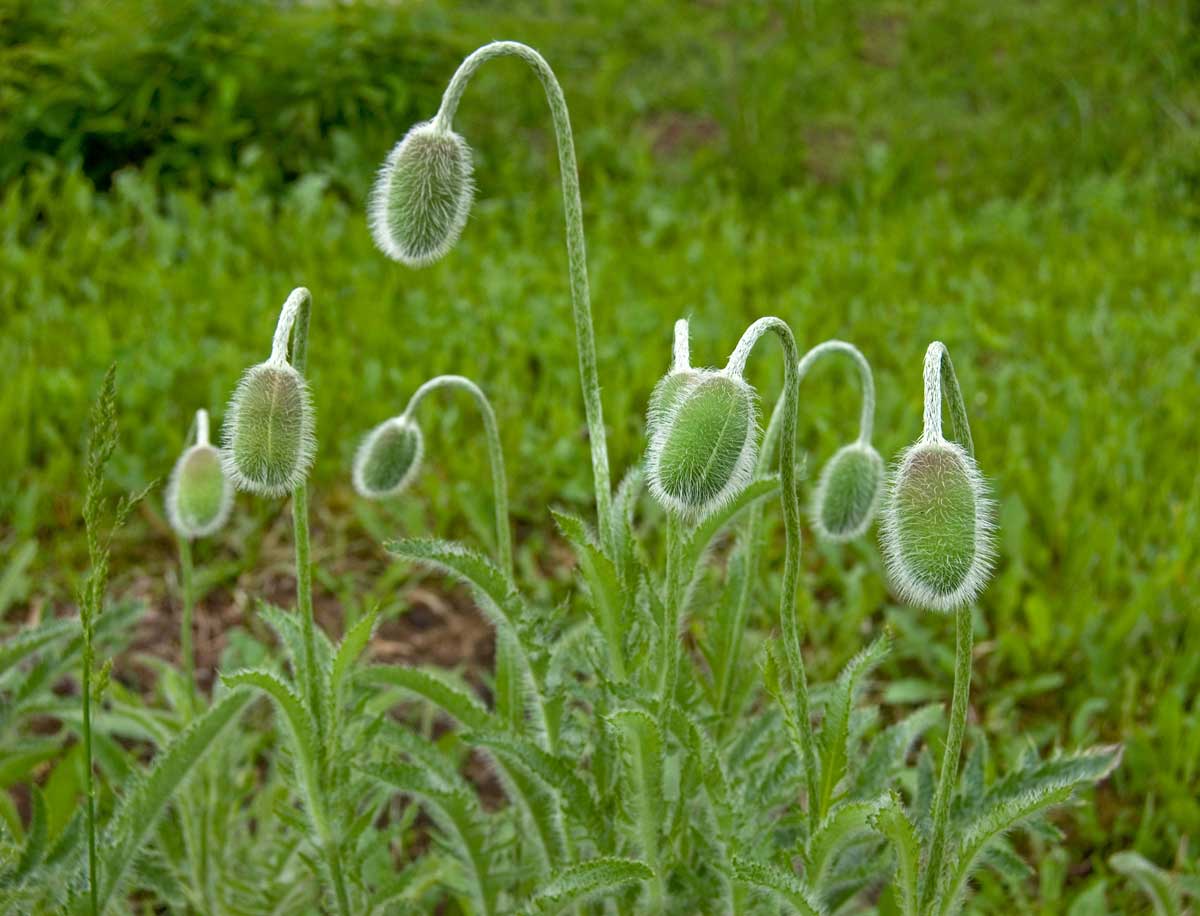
[810,442,884,542]
[881,439,994,612]
[352,416,424,499]
[166,410,233,539]
[368,120,475,267]
[221,362,315,498]
[647,370,758,519]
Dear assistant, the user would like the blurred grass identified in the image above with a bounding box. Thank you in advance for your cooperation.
[2,0,1199,907]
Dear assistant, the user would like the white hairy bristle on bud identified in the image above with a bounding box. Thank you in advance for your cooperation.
[368,120,475,267]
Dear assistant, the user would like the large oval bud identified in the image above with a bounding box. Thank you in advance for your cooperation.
[368,121,475,267]
[880,440,994,612]
[352,416,424,499]
[221,362,316,497]
[166,443,233,538]
[811,442,884,542]
[647,370,758,518]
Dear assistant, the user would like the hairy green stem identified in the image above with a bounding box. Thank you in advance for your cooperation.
[919,342,976,913]
[280,289,324,750]
[719,341,875,742]
[658,515,683,717]
[435,41,613,551]
[726,319,819,835]
[276,288,351,915]
[921,606,973,912]
[179,537,196,711]
[403,374,512,575]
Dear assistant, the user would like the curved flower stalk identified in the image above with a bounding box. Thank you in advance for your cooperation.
[715,340,881,731]
[165,407,234,705]
[368,41,614,550]
[353,374,512,574]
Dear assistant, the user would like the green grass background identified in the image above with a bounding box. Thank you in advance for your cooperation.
[2,0,1198,908]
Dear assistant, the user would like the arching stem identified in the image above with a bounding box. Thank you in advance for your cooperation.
[725,318,819,835]
[717,340,876,739]
[402,375,512,575]
[434,41,613,551]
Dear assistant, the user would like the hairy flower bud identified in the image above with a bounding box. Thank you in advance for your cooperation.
[811,442,884,542]
[881,440,994,612]
[368,120,475,267]
[352,416,424,499]
[647,370,758,518]
[166,441,233,539]
[221,362,315,497]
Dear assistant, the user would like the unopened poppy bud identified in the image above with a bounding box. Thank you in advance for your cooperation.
[221,362,315,498]
[811,442,884,542]
[352,416,424,499]
[368,120,475,267]
[647,370,758,519]
[881,439,994,612]
[166,410,233,538]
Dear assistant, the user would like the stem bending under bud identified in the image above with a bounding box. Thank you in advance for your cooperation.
[430,40,613,551]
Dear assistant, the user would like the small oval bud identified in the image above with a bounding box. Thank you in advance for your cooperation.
[221,362,316,497]
[352,416,424,499]
[881,440,994,612]
[647,371,758,518]
[166,444,233,538]
[368,121,475,267]
[811,442,884,542]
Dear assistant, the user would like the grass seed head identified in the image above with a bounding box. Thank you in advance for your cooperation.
[811,441,884,542]
[881,439,994,612]
[368,120,475,267]
[221,362,315,498]
[353,416,424,499]
[647,370,758,519]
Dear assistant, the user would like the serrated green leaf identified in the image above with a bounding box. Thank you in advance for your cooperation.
[97,688,253,911]
[937,745,1122,915]
[806,795,889,885]
[817,633,890,815]
[531,857,654,913]
[360,761,495,916]
[732,856,826,916]
[0,618,76,679]
[357,665,494,733]
[870,794,920,916]
[552,509,628,681]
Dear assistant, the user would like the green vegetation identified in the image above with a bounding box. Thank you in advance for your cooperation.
[1,0,1198,911]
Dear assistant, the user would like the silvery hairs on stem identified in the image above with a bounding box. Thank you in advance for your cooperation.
[801,342,885,543]
[880,341,995,612]
[221,288,317,498]
[646,319,760,520]
[166,408,234,539]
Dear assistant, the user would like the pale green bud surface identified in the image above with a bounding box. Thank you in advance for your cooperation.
[811,442,884,542]
[166,444,232,538]
[648,371,758,518]
[353,417,424,499]
[368,121,475,267]
[881,440,994,612]
[221,362,315,498]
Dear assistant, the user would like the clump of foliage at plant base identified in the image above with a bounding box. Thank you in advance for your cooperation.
[2,1,1198,912]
